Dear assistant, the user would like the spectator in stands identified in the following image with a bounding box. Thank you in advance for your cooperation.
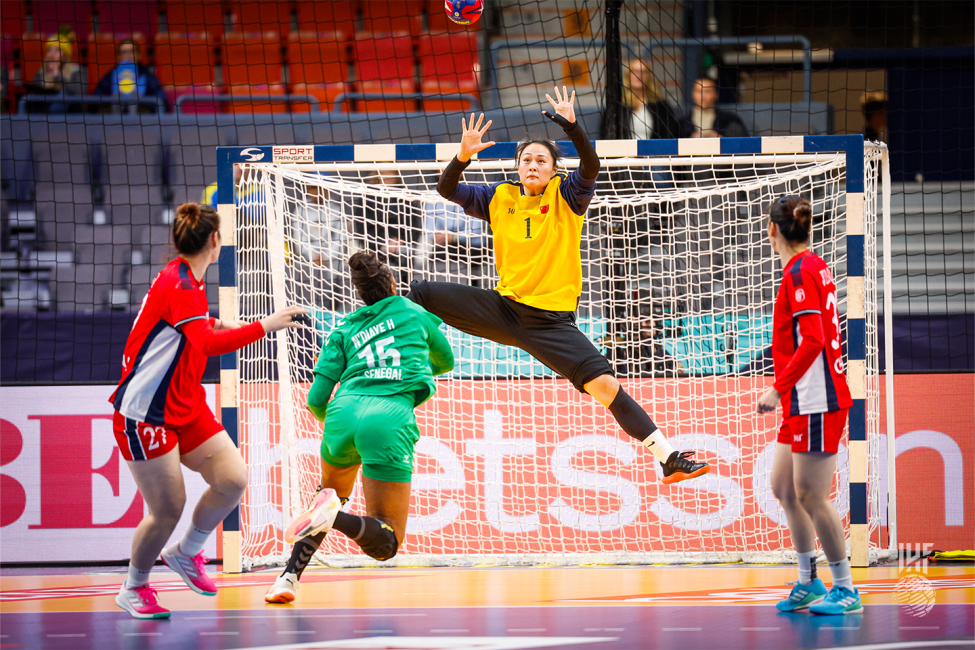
[201,164,261,213]
[424,201,488,256]
[423,200,490,286]
[94,39,170,113]
[862,91,888,144]
[355,170,420,269]
[680,76,749,139]
[28,35,87,109]
[292,182,347,269]
[623,59,682,140]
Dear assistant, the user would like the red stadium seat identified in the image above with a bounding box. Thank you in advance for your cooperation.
[360,0,425,36]
[154,32,214,91]
[227,1,291,37]
[224,32,282,90]
[1,0,25,39]
[418,33,479,90]
[287,33,347,86]
[418,33,479,111]
[20,33,45,83]
[295,1,356,39]
[354,34,414,86]
[94,1,157,40]
[163,0,225,40]
[85,33,147,93]
[34,0,93,42]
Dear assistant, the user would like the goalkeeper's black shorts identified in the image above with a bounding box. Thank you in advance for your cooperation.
[406,280,614,393]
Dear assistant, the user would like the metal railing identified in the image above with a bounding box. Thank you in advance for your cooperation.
[17,93,167,114]
[175,93,323,114]
[331,92,480,113]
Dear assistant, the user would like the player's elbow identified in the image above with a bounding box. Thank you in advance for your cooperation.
[436,177,453,200]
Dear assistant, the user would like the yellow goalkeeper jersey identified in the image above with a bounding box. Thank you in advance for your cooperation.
[453,169,597,312]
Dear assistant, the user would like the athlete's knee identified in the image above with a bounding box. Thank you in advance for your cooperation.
[212,456,248,501]
[771,479,797,507]
[586,374,621,407]
[150,492,186,528]
[795,485,826,513]
[357,518,400,561]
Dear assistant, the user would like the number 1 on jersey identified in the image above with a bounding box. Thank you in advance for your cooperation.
[525,217,531,239]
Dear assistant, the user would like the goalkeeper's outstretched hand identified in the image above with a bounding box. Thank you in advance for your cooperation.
[458,113,495,163]
[543,85,576,129]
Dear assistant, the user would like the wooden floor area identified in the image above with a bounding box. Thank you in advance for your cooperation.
[1,564,973,649]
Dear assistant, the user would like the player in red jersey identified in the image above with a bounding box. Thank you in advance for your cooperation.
[110,202,306,619]
[756,196,862,615]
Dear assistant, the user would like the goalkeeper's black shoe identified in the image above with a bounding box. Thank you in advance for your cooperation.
[661,451,711,484]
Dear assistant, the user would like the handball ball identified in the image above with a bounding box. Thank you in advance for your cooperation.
[445,0,484,25]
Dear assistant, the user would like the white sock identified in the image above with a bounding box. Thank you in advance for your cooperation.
[828,559,853,590]
[178,524,213,557]
[125,564,151,590]
[642,429,676,464]
[797,550,818,585]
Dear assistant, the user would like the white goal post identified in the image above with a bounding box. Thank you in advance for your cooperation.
[215,136,895,572]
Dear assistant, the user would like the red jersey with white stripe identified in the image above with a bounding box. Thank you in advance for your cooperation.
[110,259,212,426]
[772,250,853,416]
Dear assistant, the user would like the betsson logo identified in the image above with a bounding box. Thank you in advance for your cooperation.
[273,146,314,162]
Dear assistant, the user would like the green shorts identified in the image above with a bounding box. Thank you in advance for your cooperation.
[320,393,419,483]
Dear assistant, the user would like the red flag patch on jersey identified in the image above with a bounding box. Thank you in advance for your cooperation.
[540,205,549,214]
[794,288,806,303]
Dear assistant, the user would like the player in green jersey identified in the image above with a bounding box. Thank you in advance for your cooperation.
[265,251,454,604]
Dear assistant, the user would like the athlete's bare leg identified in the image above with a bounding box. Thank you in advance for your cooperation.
[770,442,817,553]
[126,447,186,571]
[180,431,248,531]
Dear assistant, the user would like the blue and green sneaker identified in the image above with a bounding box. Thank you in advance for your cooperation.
[809,585,863,615]
[776,579,828,612]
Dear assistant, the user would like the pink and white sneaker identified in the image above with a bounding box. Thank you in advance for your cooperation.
[115,583,171,619]
[160,543,218,596]
[285,487,341,544]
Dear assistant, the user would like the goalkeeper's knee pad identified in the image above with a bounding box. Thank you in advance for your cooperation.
[356,518,399,561]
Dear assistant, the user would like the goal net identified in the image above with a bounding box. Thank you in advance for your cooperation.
[230,142,890,570]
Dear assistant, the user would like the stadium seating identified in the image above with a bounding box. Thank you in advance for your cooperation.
[162,0,225,40]
[418,33,480,111]
[286,33,348,112]
[353,34,416,112]
[1,0,25,41]
[227,0,292,37]
[19,33,46,84]
[153,32,215,91]
[360,0,425,36]
[94,0,157,40]
[34,0,92,43]
[224,31,282,88]
[295,0,356,40]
